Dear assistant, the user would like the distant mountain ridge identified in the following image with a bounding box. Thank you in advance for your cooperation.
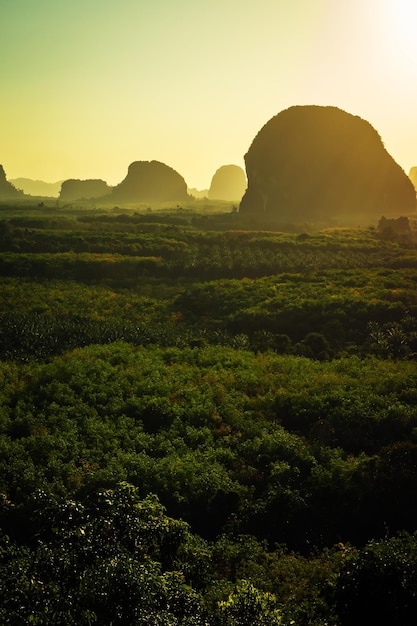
[5,117,416,211]
[10,177,63,197]
[188,188,209,199]
[8,161,191,204]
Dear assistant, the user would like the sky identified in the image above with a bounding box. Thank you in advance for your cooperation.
[1,0,417,190]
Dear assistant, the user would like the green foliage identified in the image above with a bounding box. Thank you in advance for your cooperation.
[335,533,417,625]
[1,206,417,624]
[0,483,208,625]
[1,220,417,360]
[1,343,417,550]
[217,580,283,625]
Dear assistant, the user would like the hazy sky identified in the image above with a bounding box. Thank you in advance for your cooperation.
[1,0,417,189]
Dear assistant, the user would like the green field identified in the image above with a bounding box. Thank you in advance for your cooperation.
[1,201,417,624]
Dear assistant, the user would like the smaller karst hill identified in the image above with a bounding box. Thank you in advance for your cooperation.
[59,179,111,201]
[111,160,189,202]
[0,165,24,199]
[239,106,417,223]
[208,165,247,201]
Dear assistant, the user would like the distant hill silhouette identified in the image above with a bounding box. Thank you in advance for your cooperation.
[409,167,417,191]
[0,166,24,199]
[60,179,111,201]
[10,178,63,197]
[111,161,189,202]
[208,165,246,201]
[188,188,209,199]
[240,106,417,222]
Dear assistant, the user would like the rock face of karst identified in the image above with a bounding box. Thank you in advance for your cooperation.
[409,167,417,191]
[0,165,24,199]
[208,165,246,201]
[239,106,416,222]
[111,161,189,202]
[59,179,111,201]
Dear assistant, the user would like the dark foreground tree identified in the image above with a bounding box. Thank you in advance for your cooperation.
[0,483,208,625]
[335,533,417,626]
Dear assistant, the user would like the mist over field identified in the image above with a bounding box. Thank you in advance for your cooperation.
[2,104,417,232]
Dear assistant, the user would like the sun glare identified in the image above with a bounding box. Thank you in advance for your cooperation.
[383,0,417,54]
[369,0,417,96]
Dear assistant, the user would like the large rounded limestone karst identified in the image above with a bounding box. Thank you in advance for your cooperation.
[239,106,416,222]
[111,160,189,202]
[208,165,247,201]
[0,165,24,199]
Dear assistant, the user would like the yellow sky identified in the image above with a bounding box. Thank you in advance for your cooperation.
[1,0,417,189]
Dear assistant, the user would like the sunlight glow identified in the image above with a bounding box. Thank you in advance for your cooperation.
[381,0,417,62]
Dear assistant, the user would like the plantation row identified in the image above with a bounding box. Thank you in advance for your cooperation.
[1,215,417,284]
[1,267,417,361]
